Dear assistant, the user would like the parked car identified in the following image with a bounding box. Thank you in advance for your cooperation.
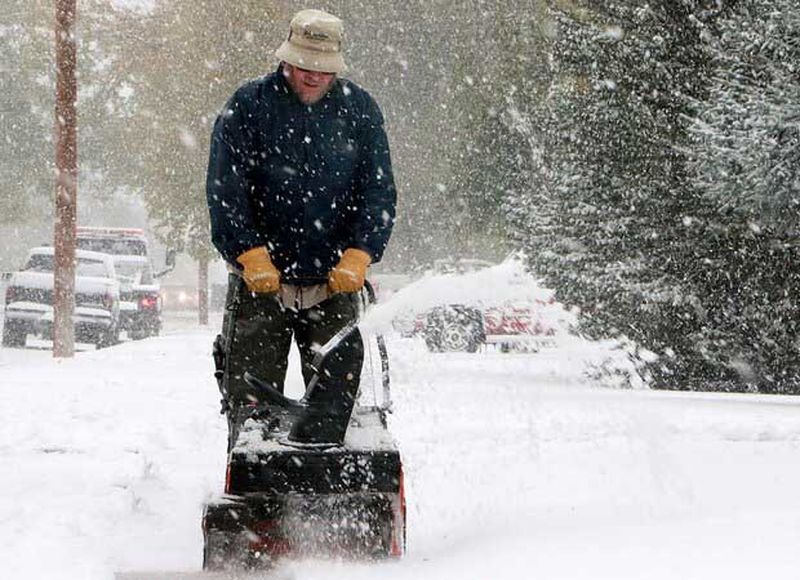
[113,255,162,340]
[76,226,174,339]
[392,257,560,353]
[420,299,557,353]
[2,247,121,348]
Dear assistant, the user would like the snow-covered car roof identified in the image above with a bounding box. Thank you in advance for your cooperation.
[28,246,115,265]
[11,247,120,293]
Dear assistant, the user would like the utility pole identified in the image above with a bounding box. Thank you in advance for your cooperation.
[53,0,78,357]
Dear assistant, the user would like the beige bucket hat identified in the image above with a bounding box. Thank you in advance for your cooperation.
[275,9,347,74]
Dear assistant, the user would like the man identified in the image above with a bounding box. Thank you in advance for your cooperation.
[206,9,396,448]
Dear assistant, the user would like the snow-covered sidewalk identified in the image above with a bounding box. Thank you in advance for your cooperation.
[0,331,224,578]
[1,325,799,579]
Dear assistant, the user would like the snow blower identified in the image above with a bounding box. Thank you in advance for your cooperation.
[202,281,406,570]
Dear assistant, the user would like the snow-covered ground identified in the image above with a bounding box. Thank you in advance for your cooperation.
[1,304,799,578]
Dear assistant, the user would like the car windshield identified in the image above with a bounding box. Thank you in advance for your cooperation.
[114,261,153,285]
[24,254,110,278]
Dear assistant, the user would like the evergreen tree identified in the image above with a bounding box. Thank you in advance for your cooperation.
[505,1,736,389]
[688,0,800,393]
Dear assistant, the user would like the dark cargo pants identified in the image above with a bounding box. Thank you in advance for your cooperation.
[218,274,363,446]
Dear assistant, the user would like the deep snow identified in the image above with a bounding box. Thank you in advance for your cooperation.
[1,284,799,578]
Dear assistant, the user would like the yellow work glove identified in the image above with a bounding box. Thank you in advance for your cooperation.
[328,248,372,294]
[236,246,280,293]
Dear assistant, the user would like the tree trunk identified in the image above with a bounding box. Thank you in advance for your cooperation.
[53,0,78,358]
[198,256,209,326]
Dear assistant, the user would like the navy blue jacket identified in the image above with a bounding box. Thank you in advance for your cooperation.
[206,68,396,285]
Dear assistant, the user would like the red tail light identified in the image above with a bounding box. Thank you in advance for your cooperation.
[5,286,16,303]
[139,295,158,310]
[103,293,114,310]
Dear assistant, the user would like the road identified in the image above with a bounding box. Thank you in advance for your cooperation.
[1,311,799,579]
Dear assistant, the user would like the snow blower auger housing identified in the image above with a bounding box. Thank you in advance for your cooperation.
[202,283,406,570]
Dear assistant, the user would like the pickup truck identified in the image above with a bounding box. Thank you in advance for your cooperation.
[76,226,174,338]
[2,247,121,349]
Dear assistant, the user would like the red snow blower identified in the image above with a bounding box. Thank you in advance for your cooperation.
[202,282,406,570]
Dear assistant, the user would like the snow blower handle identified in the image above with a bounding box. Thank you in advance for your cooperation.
[364,280,392,412]
[307,280,392,412]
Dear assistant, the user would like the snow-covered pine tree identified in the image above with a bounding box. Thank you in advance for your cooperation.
[689,0,800,393]
[505,1,738,390]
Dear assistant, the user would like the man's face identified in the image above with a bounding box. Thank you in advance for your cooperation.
[283,63,336,105]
